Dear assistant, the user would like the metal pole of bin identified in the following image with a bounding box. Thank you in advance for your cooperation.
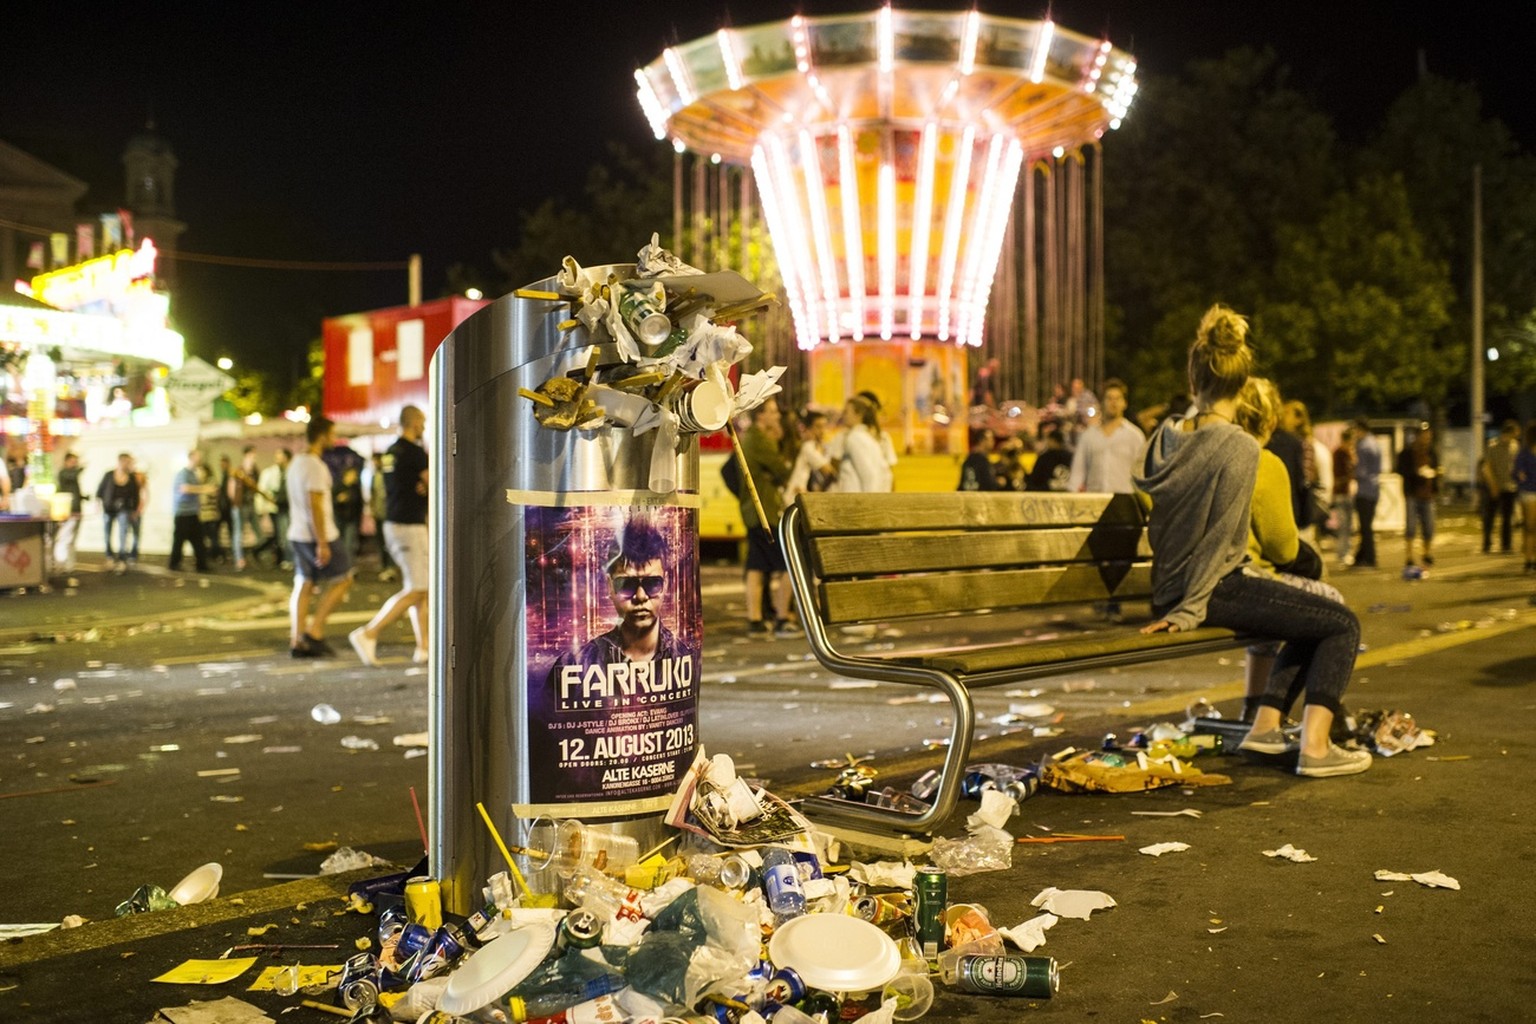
[429,267,702,915]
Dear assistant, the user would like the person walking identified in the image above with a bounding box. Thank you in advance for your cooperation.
[367,453,398,582]
[52,451,84,579]
[351,406,430,667]
[1330,426,1357,563]
[323,437,366,563]
[1515,421,1536,572]
[1351,417,1382,569]
[288,416,354,657]
[1068,378,1145,494]
[228,446,262,571]
[738,399,797,636]
[1135,304,1369,778]
[1481,420,1520,555]
[254,448,291,569]
[168,449,213,573]
[1396,423,1440,568]
[95,452,141,574]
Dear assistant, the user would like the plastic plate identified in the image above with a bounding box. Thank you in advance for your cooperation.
[438,921,556,1015]
[768,913,903,993]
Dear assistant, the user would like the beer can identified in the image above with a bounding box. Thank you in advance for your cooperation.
[762,967,806,1006]
[408,922,468,984]
[852,893,910,927]
[557,907,604,951]
[338,951,381,1011]
[913,865,948,957]
[394,922,433,965]
[404,875,442,930]
[954,954,1058,998]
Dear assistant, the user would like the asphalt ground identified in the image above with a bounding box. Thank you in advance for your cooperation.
[1,509,1534,1022]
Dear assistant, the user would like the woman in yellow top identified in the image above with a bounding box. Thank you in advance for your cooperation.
[1233,377,1345,725]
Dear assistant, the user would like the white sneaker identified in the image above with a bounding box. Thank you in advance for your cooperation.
[349,627,379,667]
[413,647,428,664]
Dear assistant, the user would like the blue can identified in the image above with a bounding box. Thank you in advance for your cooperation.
[338,952,381,1011]
[763,967,806,1006]
[408,923,468,983]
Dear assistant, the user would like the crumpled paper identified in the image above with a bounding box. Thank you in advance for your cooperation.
[1374,868,1459,889]
[1263,843,1317,863]
[731,367,786,416]
[999,912,1059,951]
[1139,842,1191,857]
[849,861,916,888]
[966,789,1018,830]
[1030,887,1116,920]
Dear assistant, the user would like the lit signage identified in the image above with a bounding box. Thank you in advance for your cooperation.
[29,239,159,313]
[0,305,184,369]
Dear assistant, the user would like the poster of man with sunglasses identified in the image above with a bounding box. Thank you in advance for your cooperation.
[528,504,701,806]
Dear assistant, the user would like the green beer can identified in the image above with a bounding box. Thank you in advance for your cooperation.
[955,954,1059,998]
[913,864,947,958]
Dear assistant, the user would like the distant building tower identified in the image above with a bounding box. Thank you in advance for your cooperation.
[122,123,185,287]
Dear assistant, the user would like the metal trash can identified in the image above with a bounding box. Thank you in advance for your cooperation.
[429,266,702,914]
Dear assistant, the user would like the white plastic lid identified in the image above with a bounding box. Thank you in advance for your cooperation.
[768,913,903,994]
[437,921,556,1015]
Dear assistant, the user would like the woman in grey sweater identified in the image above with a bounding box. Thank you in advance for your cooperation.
[1134,305,1369,778]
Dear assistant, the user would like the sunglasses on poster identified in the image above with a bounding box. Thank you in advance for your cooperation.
[611,574,665,598]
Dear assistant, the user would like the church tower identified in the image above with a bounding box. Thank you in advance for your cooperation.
[122,123,185,287]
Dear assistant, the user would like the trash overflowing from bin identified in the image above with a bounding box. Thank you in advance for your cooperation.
[266,748,1074,1023]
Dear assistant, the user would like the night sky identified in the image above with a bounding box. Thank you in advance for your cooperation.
[5,1,1533,385]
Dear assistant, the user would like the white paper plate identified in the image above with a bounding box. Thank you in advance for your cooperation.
[768,913,903,993]
[437,921,556,1015]
[168,863,223,905]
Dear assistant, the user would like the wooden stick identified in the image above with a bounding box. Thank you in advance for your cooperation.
[300,1000,352,1017]
[1015,834,1125,844]
[409,786,428,855]
[514,288,564,301]
[518,387,555,408]
[725,419,774,540]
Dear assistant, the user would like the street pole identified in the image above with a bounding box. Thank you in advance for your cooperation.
[1470,164,1484,493]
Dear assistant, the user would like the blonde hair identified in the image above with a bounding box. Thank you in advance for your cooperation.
[1234,377,1282,442]
[1188,304,1254,402]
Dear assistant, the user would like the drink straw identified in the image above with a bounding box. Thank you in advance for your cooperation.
[637,833,680,862]
[409,786,428,855]
[475,802,533,898]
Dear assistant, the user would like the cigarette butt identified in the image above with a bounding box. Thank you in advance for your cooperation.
[518,388,555,408]
[514,288,563,301]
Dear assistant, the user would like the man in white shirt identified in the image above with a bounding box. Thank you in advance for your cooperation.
[1068,378,1144,494]
[286,416,354,658]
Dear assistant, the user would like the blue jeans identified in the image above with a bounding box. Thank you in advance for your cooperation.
[103,510,131,560]
[1196,569,1359,717]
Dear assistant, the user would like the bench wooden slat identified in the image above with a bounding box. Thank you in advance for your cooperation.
[797,491,1146,533]
[812,526,1151,578]
[890,625,1238,676]
[819,562,1152,623]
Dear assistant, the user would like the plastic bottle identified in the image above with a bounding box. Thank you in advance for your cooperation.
[508,973,627,1021]
[760,846,805,921]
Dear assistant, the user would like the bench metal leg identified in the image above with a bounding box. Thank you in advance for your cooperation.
[800,669,974,836]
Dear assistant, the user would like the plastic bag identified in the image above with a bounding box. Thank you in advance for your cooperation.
[929,825,1013,877]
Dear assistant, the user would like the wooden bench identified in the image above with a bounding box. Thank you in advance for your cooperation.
[781,491,1261,836]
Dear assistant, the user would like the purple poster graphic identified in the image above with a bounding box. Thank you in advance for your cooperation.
[524,502,701,806]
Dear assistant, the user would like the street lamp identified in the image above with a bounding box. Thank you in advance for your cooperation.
[217,356,233,371]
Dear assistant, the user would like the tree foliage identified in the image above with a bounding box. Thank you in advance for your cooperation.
[1259,175,1454,410]
[491,143,674,291]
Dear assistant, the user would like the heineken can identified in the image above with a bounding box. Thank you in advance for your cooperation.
[557,907,604,951]
[954,954,1058,998]
[913,865,947,958]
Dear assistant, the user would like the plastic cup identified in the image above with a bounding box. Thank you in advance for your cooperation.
[884,965,935,1020]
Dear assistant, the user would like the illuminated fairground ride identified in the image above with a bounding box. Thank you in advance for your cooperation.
[637,6,1137,453]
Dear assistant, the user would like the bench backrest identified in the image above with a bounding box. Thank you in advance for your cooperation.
[789,491,1153,625]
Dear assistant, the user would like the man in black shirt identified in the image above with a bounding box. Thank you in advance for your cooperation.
[350,406,430,666]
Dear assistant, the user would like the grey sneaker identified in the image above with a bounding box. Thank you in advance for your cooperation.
[1238,728,1295,755]
[1296,743,1372,778]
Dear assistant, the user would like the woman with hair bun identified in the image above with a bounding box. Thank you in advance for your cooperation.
[1133,305,1369,778]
